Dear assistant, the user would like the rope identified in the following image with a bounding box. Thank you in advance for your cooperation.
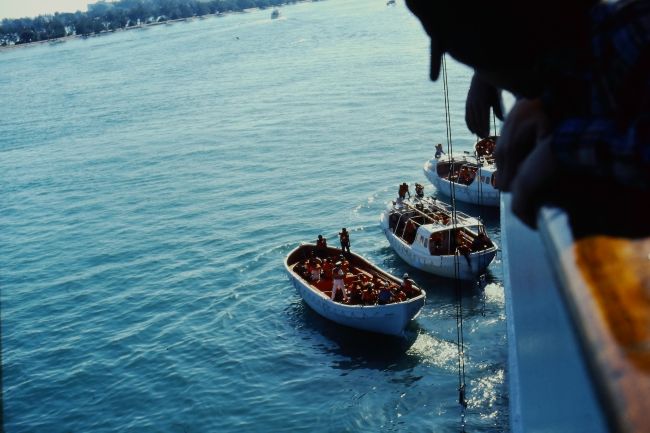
[441,56,455,216]
[477,140,483,209]
[441,55,468,426]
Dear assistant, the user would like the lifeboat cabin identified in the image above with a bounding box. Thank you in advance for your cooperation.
[380,198,498,280]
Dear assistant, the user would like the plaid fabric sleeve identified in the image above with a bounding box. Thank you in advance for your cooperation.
[551,114,650,188]
[550,0,650,189]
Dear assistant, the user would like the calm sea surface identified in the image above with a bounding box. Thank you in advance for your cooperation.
[0,1,508,432]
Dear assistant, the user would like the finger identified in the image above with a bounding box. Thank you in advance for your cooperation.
[509,136,557,229]
[494,100,543,191]
[496,160,514,192]
[496,133,531,192]
[510,173,539,229]
[466,95,489,137]
[477,105,489,138]
[492,93,505,120]
[509,150,548,229]
[465,104,489,138]
[494,127,515,191]
[429,40,442,81]
[465,102,476,135]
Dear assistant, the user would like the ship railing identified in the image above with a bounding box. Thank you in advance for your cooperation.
[536,205,650,433]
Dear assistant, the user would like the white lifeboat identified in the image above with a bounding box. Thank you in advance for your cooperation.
[285,243,426,336]
[423,137,500,207]
[380,196,498,280]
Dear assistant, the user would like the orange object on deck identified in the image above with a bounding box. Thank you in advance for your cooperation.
[541,209,650,433]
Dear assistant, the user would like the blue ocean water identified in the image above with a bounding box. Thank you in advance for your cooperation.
[0,1,507,432]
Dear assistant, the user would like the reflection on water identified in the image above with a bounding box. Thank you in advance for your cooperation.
[285,300,421,371]
[407,333,459,371]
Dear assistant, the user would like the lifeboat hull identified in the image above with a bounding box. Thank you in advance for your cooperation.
[285,244,426,336]
[424,157,500,207]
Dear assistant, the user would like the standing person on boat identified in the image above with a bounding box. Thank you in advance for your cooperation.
[322,257,333,280]
[338,254,350,273]
[398,182,411,200]
[401,273,419,298]
[434,143,445,159]
[403,218,417,244]
[415,183,425,199]
[339,228,351,253]
[316,234,327,248]
[405,0,650,232]
[331,264,346,302]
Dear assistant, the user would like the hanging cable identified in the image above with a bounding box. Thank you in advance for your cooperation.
[441,55,455,215]
[476,141,480,208]
[441,55,467,429]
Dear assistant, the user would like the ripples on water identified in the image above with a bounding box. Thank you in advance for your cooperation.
[1,1,507,432]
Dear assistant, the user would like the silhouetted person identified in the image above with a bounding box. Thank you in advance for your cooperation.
[415,183,425,198]
[339,227,350,253]
[434,143,445,159]
[398,182,411,200]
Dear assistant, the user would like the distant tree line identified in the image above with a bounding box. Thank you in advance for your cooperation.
[1,0,304,45]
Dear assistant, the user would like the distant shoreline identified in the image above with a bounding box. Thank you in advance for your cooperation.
[0,14,221,52]
[0,2,306,53]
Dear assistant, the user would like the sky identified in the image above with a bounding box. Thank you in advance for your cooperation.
[0,1,105,20]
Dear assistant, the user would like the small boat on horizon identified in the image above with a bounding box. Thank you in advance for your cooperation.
[285,243,426,336]
[423,136,500,207]
[380,195,498,280]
